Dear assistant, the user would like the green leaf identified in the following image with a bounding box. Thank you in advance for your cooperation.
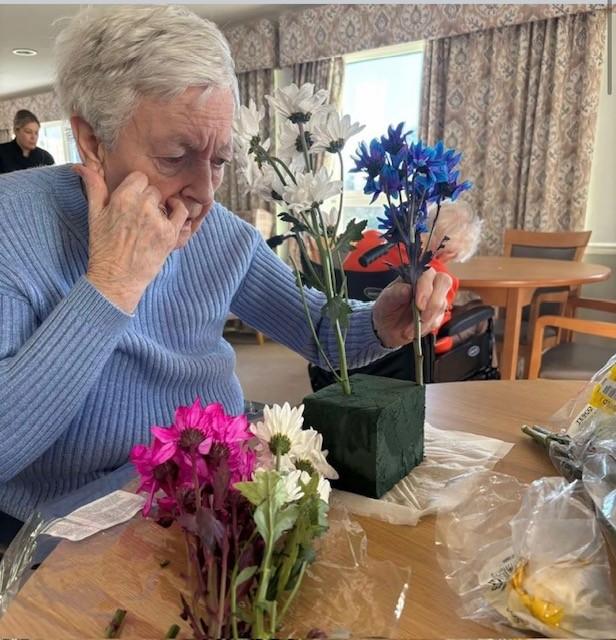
[235,565,258,586]
[254,503,269,541]
[235,470,281,507]
[278,211,309,234]
[272,504,299,544]
[334,218,368,256]
[321,296,353,331]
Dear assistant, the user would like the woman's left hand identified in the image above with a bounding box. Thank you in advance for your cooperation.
[372,268,452,348]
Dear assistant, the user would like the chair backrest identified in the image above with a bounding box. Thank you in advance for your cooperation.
[304,258,398,302]
[503,229,591,262]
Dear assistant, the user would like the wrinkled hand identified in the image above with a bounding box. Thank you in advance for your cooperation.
[74,161,190,314]
[372,268,452,348]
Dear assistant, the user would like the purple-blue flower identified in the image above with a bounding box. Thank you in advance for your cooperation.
[351,139,386,178]
[380,122,410,157]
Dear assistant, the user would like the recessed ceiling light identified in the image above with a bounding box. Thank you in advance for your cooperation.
[12,48,38,57]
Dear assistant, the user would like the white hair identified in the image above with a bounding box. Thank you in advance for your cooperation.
[55,6,239,148]
[427,200,483,262]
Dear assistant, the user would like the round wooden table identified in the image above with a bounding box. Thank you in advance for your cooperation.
[449,256,611,380]
[1,380,606,639]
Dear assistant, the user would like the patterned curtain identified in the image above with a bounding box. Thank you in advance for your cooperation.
[0,130,10,143]
[419,10,606,255]
[217,68,274,213]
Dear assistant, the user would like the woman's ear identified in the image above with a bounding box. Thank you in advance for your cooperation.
[70,115,105,172]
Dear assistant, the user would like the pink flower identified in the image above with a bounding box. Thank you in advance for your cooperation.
[207,413,256,482]
[151,399,216,465]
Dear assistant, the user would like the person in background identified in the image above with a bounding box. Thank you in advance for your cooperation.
[0,109,55,174]
[425,200,485,352]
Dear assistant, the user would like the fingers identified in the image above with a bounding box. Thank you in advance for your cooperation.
[166,197,190,233]
[415,268,436,310]
[419,270,452,333]
[73,160,110,213]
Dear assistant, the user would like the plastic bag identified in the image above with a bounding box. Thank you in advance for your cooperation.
[334,422,513,525]
[546,353,616,436]
[436,471,616,638]
[0,463,136,617]
[0,502,409,637]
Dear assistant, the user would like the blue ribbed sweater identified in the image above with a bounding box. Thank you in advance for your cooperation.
[0,165,389,520]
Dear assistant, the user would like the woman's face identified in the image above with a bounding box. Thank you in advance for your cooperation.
[100,86,235,250]
[15,121,40,151]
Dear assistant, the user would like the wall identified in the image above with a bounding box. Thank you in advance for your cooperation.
[585,10,616,253]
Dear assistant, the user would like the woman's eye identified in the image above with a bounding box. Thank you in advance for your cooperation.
[212,157,229,168]
[160,156,185,167]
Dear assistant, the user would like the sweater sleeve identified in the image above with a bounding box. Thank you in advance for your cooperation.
[0,276,132,483]
[230,237,397,370]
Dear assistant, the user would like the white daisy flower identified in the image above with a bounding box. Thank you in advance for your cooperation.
[233,99,265,148]
[293,428,339,480]
[277,120,313,174]
[282,167,342,214]
[280,469,308,504]
[250,403,305,459]
[240,159,286,203]
[311,112,365,154]
[266,83,329,123]
[316,476,332,504]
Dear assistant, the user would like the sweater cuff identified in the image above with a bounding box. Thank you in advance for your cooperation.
[69,276,134,328]
[351,306,400,360]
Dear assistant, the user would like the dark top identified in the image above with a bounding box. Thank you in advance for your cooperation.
[0,139,55,174]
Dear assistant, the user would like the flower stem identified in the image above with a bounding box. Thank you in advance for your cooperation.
[412,304,424,386]
[290,258,343,383]
[297,123,313,174]
[278,561,307,624]
[104,608,126,638]
[164,624,180,639]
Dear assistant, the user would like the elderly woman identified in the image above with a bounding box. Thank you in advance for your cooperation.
[0,6,450,528]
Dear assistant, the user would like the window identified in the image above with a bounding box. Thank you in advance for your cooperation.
[38,120,80,165]
[340,42,424,228]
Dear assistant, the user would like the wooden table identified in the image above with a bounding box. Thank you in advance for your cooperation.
[449,257,611,380]
[0,380,604,638]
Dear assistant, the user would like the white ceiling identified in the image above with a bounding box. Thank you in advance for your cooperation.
[0,4,318,99]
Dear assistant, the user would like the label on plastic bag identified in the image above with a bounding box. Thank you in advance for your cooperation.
[44,490,146,541]
[569,363,616,435]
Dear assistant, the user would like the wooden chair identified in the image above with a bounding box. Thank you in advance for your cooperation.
[503,229,592,345]
[527,296,616,380]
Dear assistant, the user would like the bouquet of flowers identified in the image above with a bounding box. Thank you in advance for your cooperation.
[351,126,471,384]
[234,83,366,395]
[235,83,471,388]
[131,399,337,639]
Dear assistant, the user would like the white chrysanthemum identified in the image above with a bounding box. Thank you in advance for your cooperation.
[316,476,331,504]
[250,403,305,459]
[233,99,265,147]
[293,428,339,480]
[280,469,307,504]
[277,120,312,173]
[240,158,286,203]
[311,112,365,154]
[266,83,329,122]
[282,167,342,214]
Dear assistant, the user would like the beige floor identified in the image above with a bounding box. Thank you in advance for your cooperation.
[229,333,313,407]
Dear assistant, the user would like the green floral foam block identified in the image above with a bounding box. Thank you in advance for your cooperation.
[302,373,425,498]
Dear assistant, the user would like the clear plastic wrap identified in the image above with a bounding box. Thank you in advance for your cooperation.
[436,471,616,638]
[0,463,136,617]
[0,503,409,637]
[334,421,513,525]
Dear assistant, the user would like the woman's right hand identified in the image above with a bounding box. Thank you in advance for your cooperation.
[74,161,190,313]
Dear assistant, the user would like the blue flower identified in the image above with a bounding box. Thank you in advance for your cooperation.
[377,203,409,245]
[379,164,403,198]
[380,122,410,157]
[351,139,386,178]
